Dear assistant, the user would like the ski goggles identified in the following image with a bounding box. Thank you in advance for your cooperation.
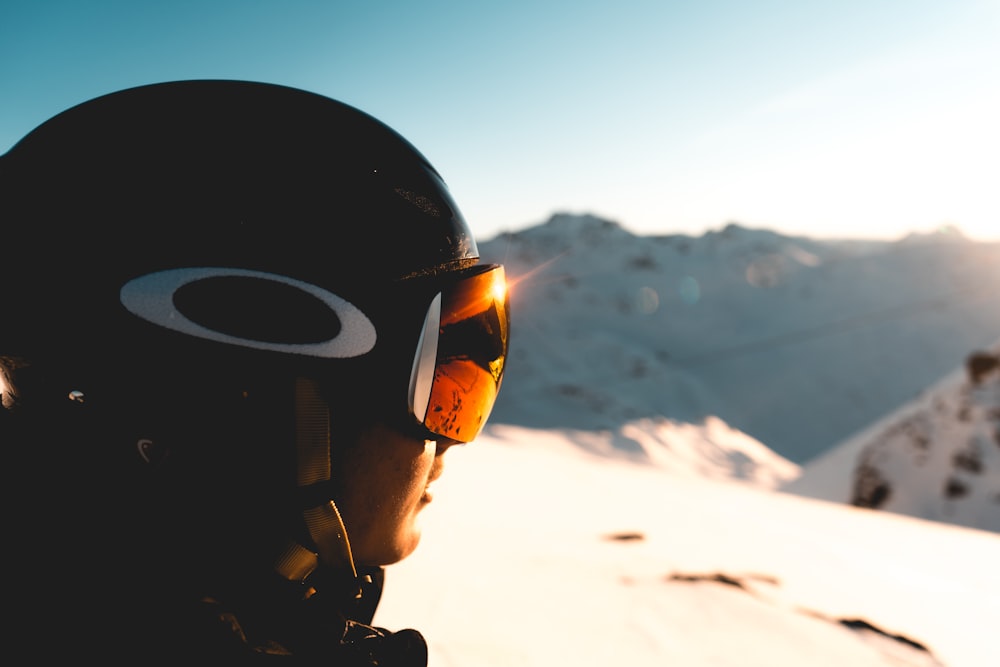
[408,263,509,443]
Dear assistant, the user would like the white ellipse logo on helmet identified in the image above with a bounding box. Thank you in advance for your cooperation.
[120,267,377,358]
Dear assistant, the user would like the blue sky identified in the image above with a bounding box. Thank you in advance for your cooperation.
[3,0,998,241]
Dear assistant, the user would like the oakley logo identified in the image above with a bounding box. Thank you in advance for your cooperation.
[120,268,376,358]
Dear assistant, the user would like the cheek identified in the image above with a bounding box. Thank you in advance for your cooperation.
[378,440,436,521]
[333,432,436,564]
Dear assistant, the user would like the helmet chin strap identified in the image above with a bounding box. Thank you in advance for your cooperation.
[273,377,364,600]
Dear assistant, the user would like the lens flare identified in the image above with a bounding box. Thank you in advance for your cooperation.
[679,276,701,304]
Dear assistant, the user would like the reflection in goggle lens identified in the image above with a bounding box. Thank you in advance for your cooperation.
[408,264,509,443]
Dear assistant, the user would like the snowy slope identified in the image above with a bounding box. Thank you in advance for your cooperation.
[374,426,1000,667]
[509,416,800,489]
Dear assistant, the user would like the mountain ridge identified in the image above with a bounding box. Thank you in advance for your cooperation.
[478,212,1000,464]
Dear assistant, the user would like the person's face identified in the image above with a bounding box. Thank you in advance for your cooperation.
[333,422,456,566]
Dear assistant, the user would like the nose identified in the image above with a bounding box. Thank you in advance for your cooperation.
[433,438,461,456]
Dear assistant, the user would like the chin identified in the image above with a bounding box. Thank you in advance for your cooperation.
[359,531,422,567]
[389,534,422,565]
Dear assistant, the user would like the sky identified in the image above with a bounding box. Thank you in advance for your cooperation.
[373,424,1000,667]
[2,1,998,242]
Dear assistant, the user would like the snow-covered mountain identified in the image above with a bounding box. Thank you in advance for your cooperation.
[478,213,1000,465]
[783,341,1000,532]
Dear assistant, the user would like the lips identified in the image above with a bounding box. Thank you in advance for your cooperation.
[421,476,440,504]
[422,456,445,504]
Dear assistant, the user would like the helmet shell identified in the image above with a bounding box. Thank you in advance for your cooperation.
[1,80,478,366]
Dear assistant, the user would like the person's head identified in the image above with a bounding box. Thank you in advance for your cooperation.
[0,80,508,595]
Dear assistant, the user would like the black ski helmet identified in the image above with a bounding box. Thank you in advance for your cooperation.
[0,80,508,604]
[1,79,480,354]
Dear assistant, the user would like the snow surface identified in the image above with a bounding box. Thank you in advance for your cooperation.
[374,425,1000,667]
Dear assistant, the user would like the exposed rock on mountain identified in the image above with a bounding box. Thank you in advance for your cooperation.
[785,342,1000,533]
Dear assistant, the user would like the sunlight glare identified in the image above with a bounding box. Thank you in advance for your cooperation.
[503,249,572,296]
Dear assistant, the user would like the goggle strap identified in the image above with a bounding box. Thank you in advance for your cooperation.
[294,377,331,486]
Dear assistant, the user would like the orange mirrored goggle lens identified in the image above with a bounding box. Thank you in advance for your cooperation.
[408,264,509,443]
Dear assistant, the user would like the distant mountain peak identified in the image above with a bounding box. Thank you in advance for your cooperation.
[537,212,631,238]
[897,224,970,245]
